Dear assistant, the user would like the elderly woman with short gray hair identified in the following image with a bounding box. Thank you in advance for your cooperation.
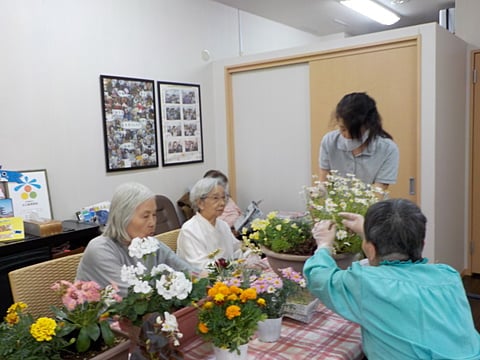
[176,177,244,270]
[76,182,194,297]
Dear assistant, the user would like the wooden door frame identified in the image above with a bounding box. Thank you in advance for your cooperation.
[468,50,480,275]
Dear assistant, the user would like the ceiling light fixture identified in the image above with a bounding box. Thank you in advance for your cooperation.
[340,0,400,25]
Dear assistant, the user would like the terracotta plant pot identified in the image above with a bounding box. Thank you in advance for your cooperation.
[174,304,200,348]
[261,245,361,273]
[260,245,309,275]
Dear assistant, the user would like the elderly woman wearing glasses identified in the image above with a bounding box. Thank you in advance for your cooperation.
[176,177,245,270]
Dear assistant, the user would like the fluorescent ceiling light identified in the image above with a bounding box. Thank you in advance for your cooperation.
[340,0,400,25]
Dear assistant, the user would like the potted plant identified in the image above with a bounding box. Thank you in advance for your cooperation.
[305,171,384,267]
[196,281,267,359]
[109,236,208,355]
[246,211,314,274]
[0,284,129,360]
[249,267,306,342]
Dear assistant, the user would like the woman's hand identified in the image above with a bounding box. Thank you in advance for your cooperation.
[339,212,365,237]
[312,220,336,251]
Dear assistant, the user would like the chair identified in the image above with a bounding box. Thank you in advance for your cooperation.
[8,253,83,318]
[155,228,180,252]
[155,195,181,234]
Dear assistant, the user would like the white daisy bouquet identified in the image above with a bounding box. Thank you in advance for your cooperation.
[305,171,384,254]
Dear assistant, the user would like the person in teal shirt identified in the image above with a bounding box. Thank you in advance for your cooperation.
[304,198,480,360]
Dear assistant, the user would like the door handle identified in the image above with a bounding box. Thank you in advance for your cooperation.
[409,177,415,195]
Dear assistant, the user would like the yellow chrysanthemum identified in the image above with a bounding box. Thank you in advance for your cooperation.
[198,322,209,334]
[225,305,241,320]
[30,317,57,342]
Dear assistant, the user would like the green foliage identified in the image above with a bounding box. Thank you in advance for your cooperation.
[247,212,313,254]
[0,302,71,360]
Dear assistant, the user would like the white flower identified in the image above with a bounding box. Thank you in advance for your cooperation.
[155,271,192,300]
[161,312,179,333]
[133,279,152,294]
[128,236,160,259]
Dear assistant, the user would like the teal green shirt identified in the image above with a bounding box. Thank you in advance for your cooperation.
[304,249,480,360]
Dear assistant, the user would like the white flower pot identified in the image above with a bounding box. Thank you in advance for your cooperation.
[257,317,282,342]
[213,343,248,360]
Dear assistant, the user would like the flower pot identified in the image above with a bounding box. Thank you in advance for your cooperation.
[334,252,362,270]
[213,343,248,360]
[257,317,282,342]
[89,337,130,360]
[60,331,131,360]
[260,245,309,275]
[174,304,200,347]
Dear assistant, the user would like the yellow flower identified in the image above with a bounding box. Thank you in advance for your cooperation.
[257,298,266,306]
[203,301,214,310]
[214,293,226,303]
[198,322,209,334]
[225,305,241,320]
[30,317,57,342]
[8,302,27,313]
[5,311,19,325]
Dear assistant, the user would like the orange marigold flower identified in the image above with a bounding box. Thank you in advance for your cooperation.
[240,288,257,302]
[198,322,209,334]
[229,285,242,295]
[225,305,241,320]
[227,294,238,301]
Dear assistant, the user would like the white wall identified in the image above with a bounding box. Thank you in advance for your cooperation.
[213,23,468,270]
[0,0,319,220]
[433,28,468,271]
[455,0,480,47]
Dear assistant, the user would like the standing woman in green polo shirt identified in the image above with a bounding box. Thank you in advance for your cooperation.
[318,92,399,191]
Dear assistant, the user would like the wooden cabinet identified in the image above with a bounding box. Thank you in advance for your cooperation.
[0,220,99,315]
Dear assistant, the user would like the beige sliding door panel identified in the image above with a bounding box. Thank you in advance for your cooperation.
[310,41,419,202]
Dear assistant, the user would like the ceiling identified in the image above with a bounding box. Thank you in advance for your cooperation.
[210,0,455,37]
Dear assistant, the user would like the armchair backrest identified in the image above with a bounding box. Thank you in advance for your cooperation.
[154,228,180,252]
[155,195,181,234]
[8,253,83,318]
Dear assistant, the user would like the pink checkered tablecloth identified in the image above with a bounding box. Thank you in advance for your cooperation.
[181,303,363,360]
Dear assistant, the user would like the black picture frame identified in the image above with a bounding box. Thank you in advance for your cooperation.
[100,75,159,172]
[158,82,204,166]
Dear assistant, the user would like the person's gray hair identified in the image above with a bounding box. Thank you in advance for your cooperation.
[189,177,224,212]
[103,182,155,243]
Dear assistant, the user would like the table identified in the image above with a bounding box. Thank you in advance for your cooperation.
[182,303,363,360]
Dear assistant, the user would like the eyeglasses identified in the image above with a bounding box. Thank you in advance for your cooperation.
[202,194,229,203]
